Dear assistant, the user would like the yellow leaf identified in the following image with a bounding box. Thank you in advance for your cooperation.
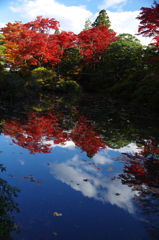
[107,167,113,171]
[53,212,62,216]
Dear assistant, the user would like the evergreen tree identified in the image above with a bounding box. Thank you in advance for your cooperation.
[83,18,92,31]
[92,9,111,28]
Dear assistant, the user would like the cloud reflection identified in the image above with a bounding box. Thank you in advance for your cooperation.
[49,153,137,214]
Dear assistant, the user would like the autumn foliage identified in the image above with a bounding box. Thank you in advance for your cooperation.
[119,138,159,188]
[78,26,118,63]
[70,116,109,157]
[2,112,108,156]
[3,111,69,154]
[1,16,118,67]
[137,1,159,48]
[1,16,77,66]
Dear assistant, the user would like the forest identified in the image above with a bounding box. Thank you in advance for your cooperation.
[0,1,159,110]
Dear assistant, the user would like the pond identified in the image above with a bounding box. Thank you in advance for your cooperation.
[1,93,159,240]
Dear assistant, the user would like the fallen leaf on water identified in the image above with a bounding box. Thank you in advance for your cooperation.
[83,179,89,182]
[53,212,62,216]
[115,193,121,196]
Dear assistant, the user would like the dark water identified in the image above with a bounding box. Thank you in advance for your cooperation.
[1,94,159,240]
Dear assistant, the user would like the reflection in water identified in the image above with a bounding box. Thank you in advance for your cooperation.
[1,105,159,239]
[118,138,159,239]
[2,111,108,156]
[70,116,109,157]
[50,153,136,214]
[0,164,20,240]
[2,111,69,154]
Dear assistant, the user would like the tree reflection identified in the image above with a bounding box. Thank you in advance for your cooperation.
[70,116,109,157]
[2,111,108,156]
[3,111,69,154]
[118,138,159,239]
[0,164,20,240]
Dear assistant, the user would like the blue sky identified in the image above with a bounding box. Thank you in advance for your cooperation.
[0,0,155,45]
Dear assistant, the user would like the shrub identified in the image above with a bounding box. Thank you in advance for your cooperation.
[32,67,56,90]
[0,72,26,100]
[60,80,82,94]
[132,71,159,109]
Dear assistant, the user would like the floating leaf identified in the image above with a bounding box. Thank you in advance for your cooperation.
[107,167,114,171]
[83,179,89,182]
[115,193,121,196]
[53,212,62,216]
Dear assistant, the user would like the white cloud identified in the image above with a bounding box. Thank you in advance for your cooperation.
[93,151,113,165]
[109,143,142,154]
[9,0,93,33]
[108,10,152,45]
[19,159,25,165]
[44,139,76,150]
[49,155,137,214]
[7,0,152,45]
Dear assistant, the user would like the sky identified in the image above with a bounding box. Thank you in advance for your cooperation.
[0,0,156,45]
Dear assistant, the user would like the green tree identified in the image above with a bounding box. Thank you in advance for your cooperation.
[0,34,6,66]
[78,33,144,92]
[92,9,111,28]
[83,18,92,31]
[106,33,144,80]
[101,33,145,97]
[0,164,20,240]
[58,47,82,81]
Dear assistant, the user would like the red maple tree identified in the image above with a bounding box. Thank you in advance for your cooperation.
[78,26,119,63]
[137,1,159,48]
[1,16,77,66]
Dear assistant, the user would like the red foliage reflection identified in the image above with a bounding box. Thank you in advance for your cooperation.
[119,138,159,188]
[3,111,69,154]
[70,116,109,157]
[2,112,107,156]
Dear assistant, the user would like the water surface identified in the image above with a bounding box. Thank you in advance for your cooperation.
[1,94,159,240]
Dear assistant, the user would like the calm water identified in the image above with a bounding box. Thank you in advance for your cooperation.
[1,94,159,240]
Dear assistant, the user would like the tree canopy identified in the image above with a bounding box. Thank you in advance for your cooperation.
[137,1,159,48]
[92,9,111,28]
